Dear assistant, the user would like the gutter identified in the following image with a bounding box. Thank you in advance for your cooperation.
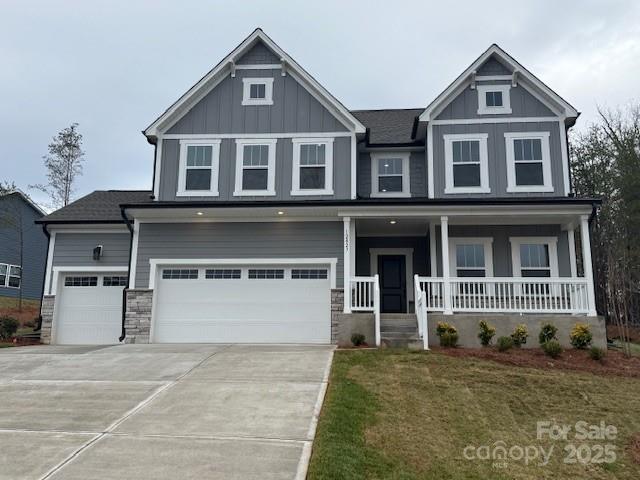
[119,207,134,342]
[36,224,51,332]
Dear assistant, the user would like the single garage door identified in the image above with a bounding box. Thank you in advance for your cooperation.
[55,273,125,344]
[153,264,331,344]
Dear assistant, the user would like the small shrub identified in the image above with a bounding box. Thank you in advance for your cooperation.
[478,320,496,347]
[440,331,459,348]
[570,322,593,349]
[589,346,606,361]
[538,323,558,345]
[436,322,458,348]
[511,324,529,348]
[542,340,563,358]
[351,333,366,347]
[0,316,19,341]
[497,336,514,352]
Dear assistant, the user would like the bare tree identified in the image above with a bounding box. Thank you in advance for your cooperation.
[571,104,640,356]
[32,123,85,208]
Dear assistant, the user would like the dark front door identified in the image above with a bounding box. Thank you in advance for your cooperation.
[378,255,406,313]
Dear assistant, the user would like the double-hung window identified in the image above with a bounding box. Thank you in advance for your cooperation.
[444,133,490,194]
[505,132,553,192]
[371,153,410,197]
[241,78,274,106]
[510,237,558,278]
[0,264,21,288]
[477,84,512,115]
[234,139,277,196]
[449,238,493,295]
[291,138,333,195]
[177,140,221,196]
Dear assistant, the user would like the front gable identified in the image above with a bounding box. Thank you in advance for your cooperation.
[145,29,365,139]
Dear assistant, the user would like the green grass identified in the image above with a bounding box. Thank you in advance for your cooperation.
[308,350,640,479]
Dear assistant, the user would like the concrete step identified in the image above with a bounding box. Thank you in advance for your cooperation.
[380,324,417,333]
[380,313,416,320]
[381,330,417,339]
[381,336,424,350]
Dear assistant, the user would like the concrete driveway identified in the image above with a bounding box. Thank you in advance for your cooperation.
[0,343,334,480]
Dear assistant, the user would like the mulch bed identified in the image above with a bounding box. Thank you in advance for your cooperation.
[437,346,640,379]
[629,433,640,465]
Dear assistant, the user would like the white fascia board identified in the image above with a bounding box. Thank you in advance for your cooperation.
[144,29,365,137]
[419,44,578,122]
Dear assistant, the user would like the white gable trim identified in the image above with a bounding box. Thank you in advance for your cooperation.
[144,29,365,137]
[419,44,578,122]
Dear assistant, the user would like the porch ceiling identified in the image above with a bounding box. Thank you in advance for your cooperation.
[357,218,429,236]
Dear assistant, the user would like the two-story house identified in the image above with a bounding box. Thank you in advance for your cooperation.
[36,29,603,348]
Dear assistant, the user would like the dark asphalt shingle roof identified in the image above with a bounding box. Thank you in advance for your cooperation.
[351,108,423,145]
[38,190,152,224]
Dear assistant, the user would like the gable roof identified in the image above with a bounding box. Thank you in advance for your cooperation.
[1,189,46,216]
[144,29,366,139]
[351,109,423,145]
[37,190,152,224]
[419,44,579,121]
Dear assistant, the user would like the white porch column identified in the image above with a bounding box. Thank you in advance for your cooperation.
[343,216,352,313]
[567,227,578,277]
[429,221,437,277]
[580,215,597,316]
[440,216,453,314]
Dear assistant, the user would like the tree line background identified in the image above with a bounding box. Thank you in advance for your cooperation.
[571,104,640,350]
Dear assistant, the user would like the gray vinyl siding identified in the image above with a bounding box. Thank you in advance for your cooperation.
[0,196,47,300]
[356,151,427,198]
[134,222,343,288]
[236,42,280,64]
[166,70,347,135]
[476,56,512,76]
[435,83,555,120]
[159,136,351,201]
[432,121,565,197]
[52,233,130,268]
[433,224,571,277]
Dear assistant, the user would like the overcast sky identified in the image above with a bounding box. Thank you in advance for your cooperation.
[2,0,639,207]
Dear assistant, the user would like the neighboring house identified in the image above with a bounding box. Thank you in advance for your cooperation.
[0,190,47,301]
[36,29,604,347]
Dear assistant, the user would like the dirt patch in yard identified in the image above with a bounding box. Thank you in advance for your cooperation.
[437,346,640,379]
[0,297,40,326]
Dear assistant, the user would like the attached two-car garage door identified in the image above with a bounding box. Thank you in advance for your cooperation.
[153,264,331,344]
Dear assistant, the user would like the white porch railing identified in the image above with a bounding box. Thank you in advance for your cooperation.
[416,276,591,314]
[349,275,380,346]
[414,275,429,350]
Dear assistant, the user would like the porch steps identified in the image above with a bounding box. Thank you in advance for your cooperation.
[380,314,422,349]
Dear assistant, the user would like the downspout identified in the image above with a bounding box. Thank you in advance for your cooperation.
[36,224,51,332]
[120,207,134,342]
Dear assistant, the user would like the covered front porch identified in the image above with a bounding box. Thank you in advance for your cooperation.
[339,203,598,348]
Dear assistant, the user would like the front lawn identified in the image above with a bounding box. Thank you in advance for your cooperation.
[308,349,640,479]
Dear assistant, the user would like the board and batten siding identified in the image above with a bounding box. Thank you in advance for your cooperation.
[432,122,565,197]
[435,82,556,120]
[433,224,571,277]
[159,136,351,201]
[357,151,427,198]
[134,222,344,289]
[166,69,348,135]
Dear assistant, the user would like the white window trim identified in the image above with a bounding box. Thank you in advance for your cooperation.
[477,84,512,115]
[0,263,21,289]
[291,138,334,196]
[177,139,221,197]
[509,236,559,277]
[448,238,494,277]
[370,152,411,198]
[241,77,274,106]
[233,139,277,196]
[444,133,490,194]
[504,131,553,193]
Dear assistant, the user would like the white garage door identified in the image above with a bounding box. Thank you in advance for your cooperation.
[55,273,125,344]
[153,264,331,344]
